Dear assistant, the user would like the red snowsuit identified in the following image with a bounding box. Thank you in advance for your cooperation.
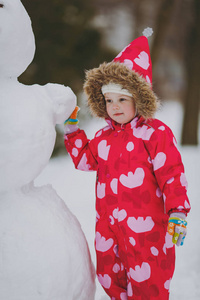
[64,116,190,300]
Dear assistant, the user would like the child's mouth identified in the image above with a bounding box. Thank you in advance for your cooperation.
[114,113,123,116]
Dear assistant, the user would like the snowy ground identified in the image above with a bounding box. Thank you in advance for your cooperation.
[36,101,200,300]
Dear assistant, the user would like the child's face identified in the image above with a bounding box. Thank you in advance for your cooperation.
[104,92,136,124]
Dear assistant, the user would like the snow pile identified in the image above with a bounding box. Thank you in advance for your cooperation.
[0,185,95,300]
[0,1,95,299]
[0,0,35,78]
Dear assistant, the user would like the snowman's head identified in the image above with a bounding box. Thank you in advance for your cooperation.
[0,0,35,78]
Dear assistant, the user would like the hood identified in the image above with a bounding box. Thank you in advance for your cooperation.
[83,61,159,120]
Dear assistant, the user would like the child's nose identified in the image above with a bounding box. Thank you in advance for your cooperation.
[113,103,119,110]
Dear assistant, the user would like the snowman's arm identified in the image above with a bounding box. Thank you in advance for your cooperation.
[45,83,77,124]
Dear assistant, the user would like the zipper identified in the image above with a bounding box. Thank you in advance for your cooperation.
[121,124,125,131]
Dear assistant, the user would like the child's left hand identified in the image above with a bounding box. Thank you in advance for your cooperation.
[64,106,80,135]
[168,213,187,246]
[64,106,80,126]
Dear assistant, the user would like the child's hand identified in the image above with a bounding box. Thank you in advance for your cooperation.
[64,106,80,126]
[168,213,187,246]
[64,106,80,134]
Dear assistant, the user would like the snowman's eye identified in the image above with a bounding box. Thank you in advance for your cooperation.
[0,4,4,8]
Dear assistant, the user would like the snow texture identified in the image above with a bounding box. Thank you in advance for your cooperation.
[0,1,95,299]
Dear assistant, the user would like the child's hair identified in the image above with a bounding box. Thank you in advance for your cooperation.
[83,61,159,120]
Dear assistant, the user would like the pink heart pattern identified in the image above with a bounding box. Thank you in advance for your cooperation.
[115,44,131,59]
[129,262,151,283]
[120,292,128,300]
[95,232,114,252]
[134,51,150,70]
[97,182,106,199]
[113,208,127,222]
[97,274,112,289]
[132,125,154,141]
[110,178,118,194]
[123,59,134,70]
[127,216,155,233]
[119,168,145,189]
[163,232,174,254]
[77,153,91,171]
[152,152,166,171]
[127,282,133,297]
[98,140,111,161]
[164,279,172,291]
[180,173,188,189]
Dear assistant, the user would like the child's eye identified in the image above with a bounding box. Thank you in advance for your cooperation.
[120,98,126,102]
[105,99,112,103]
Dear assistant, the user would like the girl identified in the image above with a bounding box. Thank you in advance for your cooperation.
[64,29,190,299]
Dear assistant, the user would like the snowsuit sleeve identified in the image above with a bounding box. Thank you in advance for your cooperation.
[144,123,191,216]
[64,129,98,171]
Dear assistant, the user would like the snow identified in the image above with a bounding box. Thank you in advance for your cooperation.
[36,100,200,300]
[0,0,35,78]
[0,185,95,300]
[0,1,95,299]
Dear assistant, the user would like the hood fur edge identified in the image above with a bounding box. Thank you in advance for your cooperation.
[83,62,159,119]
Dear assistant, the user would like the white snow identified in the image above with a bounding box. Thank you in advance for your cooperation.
[36,101,200,299]
[0,0,35,78]
[0,185,96,300]
[0,1,95,299]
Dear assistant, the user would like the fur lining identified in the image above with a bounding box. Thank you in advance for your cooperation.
[83,62,159,119]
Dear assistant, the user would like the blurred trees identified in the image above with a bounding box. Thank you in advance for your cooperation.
[181,0,200,145]
[21,0,115,155]
[149,0,200,145]
[21,0,199,147]
[21,0,114,92]
[132,0,200,145]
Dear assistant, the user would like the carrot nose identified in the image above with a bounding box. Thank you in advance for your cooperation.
[70,106,79,119]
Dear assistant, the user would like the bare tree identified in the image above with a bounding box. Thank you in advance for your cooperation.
[181,0,200,145]
[148,0,199,145]
[150,0,176,67]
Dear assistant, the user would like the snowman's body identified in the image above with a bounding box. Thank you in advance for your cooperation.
[0,80,74,191]
[0,1,95,299]
[0,185,95,300]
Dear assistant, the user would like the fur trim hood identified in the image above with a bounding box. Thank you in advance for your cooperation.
[83,61,159,120]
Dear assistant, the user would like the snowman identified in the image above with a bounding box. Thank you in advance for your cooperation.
[0,1,95,299]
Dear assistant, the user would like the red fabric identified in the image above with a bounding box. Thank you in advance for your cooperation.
[113,36,152,85]
[64,116,190,299]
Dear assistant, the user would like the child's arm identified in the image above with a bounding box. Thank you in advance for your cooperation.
[64,107,98,171]
[146,124,190,216]
[144,122,191,245]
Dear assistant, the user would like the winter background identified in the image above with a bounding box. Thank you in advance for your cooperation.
[1,1,199,299]
[36,100,200,300]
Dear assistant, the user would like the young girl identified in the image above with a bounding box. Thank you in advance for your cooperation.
[64,28,191,300]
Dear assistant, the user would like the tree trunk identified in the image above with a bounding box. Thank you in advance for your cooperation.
[151,0,175,66]
[181,0,200,145]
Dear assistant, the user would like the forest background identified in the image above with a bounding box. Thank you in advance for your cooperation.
[21,0,200,155]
